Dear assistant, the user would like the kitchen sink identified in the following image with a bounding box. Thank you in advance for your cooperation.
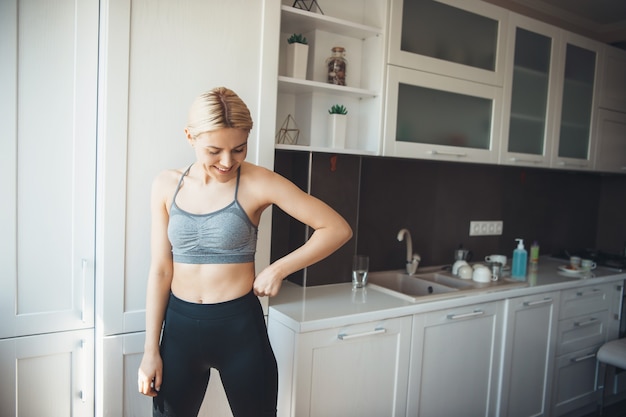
[367,268,528,302]
[367,271,459,302]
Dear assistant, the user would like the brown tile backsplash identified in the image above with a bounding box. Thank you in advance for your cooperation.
[272,150,626,286]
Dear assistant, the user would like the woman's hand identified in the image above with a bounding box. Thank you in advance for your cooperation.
[253,265,284,297]
[138,351,163,397]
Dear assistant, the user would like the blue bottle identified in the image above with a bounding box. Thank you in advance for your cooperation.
[512,238,527,279]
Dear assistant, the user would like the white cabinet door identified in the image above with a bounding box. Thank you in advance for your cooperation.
[388,0,508,86]
[0,0,98,339]
[103,331,234,417]
[97,0,269,336]
[593,109,626,173]
[499,292,559,417]
[408,301,504,417]
[550,32,603,171]
[499,14,561,168]
[383,65,503,164]
[0,329,94,417]
[290,316,412,417]
[598,45,626,112]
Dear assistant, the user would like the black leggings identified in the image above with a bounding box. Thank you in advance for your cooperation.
[153,292,278,417]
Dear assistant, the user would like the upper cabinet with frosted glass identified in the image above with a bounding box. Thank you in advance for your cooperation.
[274,0,387,155]
[388,0,508,86]
[499,14,561,168]
[550,33,603,171]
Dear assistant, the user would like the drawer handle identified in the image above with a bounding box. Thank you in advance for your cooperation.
[427,150,467,158]
[509,157,543,164]
[570,352,596,363]
[573,317,598,327]
[523,298,553,307]
[447,310,485,320]
[81,259,87,322]
[80,339,87,402]
[558,161,588,168]
[576,288,601,297]
[338,327,386,340]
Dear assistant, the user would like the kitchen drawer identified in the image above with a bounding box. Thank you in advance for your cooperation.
[552,345,601,416]
[557,312,609,355]
[560,284,611,319]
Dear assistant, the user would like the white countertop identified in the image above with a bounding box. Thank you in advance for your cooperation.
[268,257,626,333]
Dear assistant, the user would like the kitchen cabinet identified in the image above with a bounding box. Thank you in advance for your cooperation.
[551,284,614,416]
[407,301,504,416]
[0,329,94,417]
[274,1,387,154]
[0,1,98,415]
[551,32,603,171]
[499,291,559,417]
[499,14,561,168]
[593,109,626,173]
[598,45,626,113]
[268,315,413,417]
[388,0,508,86]
[383,65,503,164]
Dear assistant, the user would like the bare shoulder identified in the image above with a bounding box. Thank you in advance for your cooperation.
[241,162,293,191]
[152,167,186,200]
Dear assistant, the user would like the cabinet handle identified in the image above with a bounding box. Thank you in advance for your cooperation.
[576,288,601,297]
[570,352,596,363]
[573,317,598,327]
[80,339,87,402]
[338,327,386,340]
[509,157,543,164]
[81,259,87,322]
[447,310,485,320]
[558,161,588,168]
[427,150,467,158]
[523,297,553,306]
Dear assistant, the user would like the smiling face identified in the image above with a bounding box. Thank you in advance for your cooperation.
[188,128,249,181]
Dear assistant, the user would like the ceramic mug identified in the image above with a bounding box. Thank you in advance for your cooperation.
[485,254,507,266]
[458,264,474,280]
[452,260,469,275]
[472,266,492,283]
[581,259,597,271]
[570,256,582,268]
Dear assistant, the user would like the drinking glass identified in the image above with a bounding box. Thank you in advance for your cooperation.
[352,255,369,289]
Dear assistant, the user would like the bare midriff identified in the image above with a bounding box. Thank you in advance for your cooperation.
[170,262,256,304]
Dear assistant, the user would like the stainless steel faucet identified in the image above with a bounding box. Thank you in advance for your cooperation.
[397,228,420,275]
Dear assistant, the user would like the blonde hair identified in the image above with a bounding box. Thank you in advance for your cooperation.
[186,87,253,138]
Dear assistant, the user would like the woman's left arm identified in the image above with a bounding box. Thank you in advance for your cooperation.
[252,169,352,297]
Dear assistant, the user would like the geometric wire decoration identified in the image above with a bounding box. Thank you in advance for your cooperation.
[292,0,324,14]
[276,114,300,145]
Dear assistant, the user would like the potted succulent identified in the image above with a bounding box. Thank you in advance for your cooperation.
[328,104,348,148]
[285,33,309,79]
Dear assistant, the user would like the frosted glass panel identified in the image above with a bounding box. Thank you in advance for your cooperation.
[401,0,498,71]
[508,28,551,155]
[558,44,595,159]
[396,83,492,149]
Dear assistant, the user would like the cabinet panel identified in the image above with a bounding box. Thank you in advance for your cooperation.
[556,313,608,355]
[598,45,626,112]
[500,292,559,417]
[551,33,602,171]
[409,302,503,417]
[294,316,412,417]
[0,0,98,339]
[500,14,561,168]
[593,109,626,173]
[560,285,611,319]
[388,0,508,86]
[552,346,600,416]
[0,330,94,417]
[384,65,502,163]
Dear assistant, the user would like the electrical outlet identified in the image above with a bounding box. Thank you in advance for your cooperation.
[469,221,503,236]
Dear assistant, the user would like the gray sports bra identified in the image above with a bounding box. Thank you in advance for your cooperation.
[167,165,257,264]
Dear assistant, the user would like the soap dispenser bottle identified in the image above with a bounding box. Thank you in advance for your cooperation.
[512,238,527,279]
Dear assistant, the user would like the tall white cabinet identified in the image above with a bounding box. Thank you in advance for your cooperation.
[0,0,99,416]
[97,0,277,416]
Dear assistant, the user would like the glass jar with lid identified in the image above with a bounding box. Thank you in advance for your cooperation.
[326,47,347,86]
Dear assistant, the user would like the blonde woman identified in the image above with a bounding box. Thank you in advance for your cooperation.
[137,87,352,417]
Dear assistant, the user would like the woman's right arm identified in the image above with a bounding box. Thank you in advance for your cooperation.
[138,172,174,397]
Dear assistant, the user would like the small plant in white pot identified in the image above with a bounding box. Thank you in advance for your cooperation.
[286,33,308,79]
[328,104,348,148]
